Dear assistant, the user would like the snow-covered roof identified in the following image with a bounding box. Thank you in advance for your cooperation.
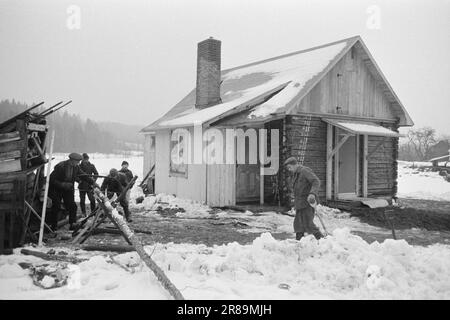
[323,118,403,137]
[142,36,412,132]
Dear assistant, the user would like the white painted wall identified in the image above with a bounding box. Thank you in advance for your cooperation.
[155,129,207,203]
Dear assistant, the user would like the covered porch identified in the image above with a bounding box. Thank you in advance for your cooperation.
[323,118,403,207]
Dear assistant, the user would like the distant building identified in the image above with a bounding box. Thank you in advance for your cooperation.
[141,36,413,207]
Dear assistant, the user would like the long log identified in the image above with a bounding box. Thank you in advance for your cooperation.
[94,188,184,300]
[81,244,135,253]
[20,248,87,264]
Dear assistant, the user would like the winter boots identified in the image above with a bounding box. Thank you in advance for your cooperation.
[296,232,324,241]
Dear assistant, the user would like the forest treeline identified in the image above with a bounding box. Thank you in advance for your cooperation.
[0,99,143,154]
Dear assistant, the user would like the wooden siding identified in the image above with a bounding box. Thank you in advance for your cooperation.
[207,163,235,206]
[293,48,395,121]
[154,129,206,203]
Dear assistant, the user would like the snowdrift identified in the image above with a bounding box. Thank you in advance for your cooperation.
[1,229,449,299]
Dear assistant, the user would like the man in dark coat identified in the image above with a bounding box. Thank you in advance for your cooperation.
[119,160,134,203]
[48,153,95,231]
[79,153,99,216]
[284,156,324,240]
[101,168,132,222]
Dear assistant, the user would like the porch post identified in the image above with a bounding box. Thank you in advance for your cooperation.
[363,134,368,197]
[326,123,332,199]
[333,127,339,199]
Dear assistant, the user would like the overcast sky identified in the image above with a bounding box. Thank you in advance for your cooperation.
[0,0,449,134]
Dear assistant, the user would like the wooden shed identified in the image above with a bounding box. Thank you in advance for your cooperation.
[0,102,68,253]
[141,36,413,208]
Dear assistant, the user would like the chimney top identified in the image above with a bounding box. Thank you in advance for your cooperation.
[195,37,222,109]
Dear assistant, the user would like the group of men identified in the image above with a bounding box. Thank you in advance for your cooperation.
[46,152,323,240]
[48,152,134,231]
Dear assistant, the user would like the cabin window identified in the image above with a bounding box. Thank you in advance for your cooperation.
[169,129,188,178]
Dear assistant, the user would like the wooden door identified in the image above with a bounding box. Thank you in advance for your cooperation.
[236,134,260,203]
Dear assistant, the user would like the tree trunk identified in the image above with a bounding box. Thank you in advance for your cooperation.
[93,188,184,300]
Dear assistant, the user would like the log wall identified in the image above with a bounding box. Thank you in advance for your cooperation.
[273,115,328,206]
[366,123,399,197]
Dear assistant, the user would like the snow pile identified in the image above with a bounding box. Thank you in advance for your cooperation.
[397,161,450,201]
[155,230,450,299]
[3,229,449,299]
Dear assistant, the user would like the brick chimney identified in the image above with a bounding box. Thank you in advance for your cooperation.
[195,37,222,109]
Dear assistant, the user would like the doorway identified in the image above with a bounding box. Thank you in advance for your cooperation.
[236,131,260,203]
[337,130,359,199]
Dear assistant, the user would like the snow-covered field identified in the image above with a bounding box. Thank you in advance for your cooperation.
[1,157,450,300]
[397,161,450,201]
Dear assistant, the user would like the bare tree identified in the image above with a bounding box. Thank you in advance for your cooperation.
[406,127,437,160]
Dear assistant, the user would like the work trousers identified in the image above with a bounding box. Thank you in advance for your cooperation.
[79,190,96,214]
[48,189,78,229]
[107,192,131,219]
[294,206,322,239]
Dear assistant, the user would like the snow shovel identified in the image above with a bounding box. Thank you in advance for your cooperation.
[308,197,329,236]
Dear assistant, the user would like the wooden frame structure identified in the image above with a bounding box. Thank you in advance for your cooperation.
[0,101,71,253]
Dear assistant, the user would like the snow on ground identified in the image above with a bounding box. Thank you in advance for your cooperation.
[1,229,450,299]
[2,158,450,299]
[53,153,143,179]
[397,161,450,201]
[52,153,143,202]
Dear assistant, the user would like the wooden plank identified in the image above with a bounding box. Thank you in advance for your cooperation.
[0,131,20,144]
[0,139,25,154]
[328,133,351,160]
[0,182,14,191]
[16,120,28,172]
[27,123,47,132]
[20,249,88,263]
[0,150,21,161]
[0,159,21,173]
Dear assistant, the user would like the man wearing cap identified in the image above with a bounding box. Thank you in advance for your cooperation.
[79,153,99,216]
[119,160,134,203]
[101,168,132,222]
[48,153,96,231]
[284,156,323,240]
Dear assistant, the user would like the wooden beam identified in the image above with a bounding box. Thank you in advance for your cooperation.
[355,135,360,196]
[27,123,47,132]
[30,136,45,157]
[25,201,53,233]
[363,135,368,197]
[334,127,339,199]
[81,244,135,253]
[0,131,20,144]
[94,188,184,300]
[20,248,88,264]
[326,123,332,199]
[328,133,351,160]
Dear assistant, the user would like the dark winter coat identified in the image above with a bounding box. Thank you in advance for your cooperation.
[100,172,128,194]
[78,160,99,190]
[119,168,133,184]
[49,160,94,192]
[292,165,320,209]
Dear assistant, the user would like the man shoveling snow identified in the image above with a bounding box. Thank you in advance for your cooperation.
[284,157,324,241]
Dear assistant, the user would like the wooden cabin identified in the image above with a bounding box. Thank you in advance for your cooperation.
[141,36,413,208]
